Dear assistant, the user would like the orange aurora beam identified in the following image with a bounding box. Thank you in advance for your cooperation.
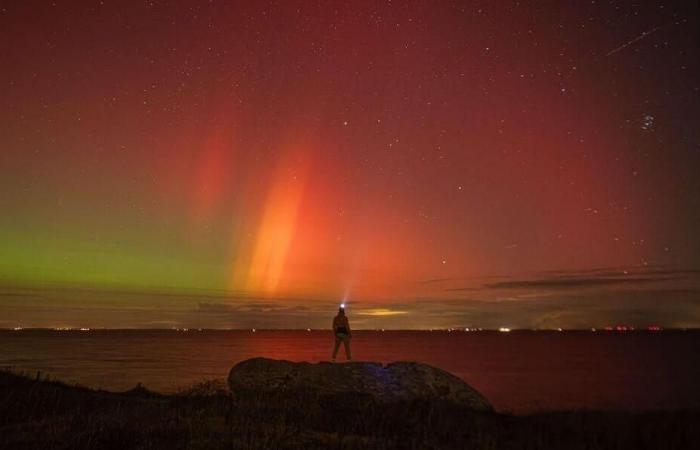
[230,149,308,296]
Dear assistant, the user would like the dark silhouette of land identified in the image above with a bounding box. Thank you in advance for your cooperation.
[1,369,698,449]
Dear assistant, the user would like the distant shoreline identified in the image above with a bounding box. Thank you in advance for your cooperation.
[3,327,699,332]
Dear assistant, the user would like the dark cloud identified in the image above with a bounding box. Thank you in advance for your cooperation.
[538,266,700,278]
[480,266,700,290]
[444,287,481,292]
[484,276,678,289]
[418,278,452,285]
[196,301,318,314]
[0,292,33,297]
[196,302,237,314]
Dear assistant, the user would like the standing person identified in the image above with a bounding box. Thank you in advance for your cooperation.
[332,305,352,361]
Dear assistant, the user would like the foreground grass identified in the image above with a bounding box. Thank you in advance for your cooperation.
[1,370,698,449]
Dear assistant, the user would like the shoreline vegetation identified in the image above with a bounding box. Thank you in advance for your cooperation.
[1,369,698,449]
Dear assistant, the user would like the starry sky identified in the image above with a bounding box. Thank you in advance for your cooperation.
[1,0,699,329]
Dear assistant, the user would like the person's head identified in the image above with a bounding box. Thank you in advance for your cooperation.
[338,306,345,315]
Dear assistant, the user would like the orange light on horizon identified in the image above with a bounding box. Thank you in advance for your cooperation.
[355,308,408,316]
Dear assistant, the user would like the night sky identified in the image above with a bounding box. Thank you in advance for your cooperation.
[1,1,699,329]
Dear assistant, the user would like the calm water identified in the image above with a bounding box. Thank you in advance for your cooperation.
[1,330,699,413]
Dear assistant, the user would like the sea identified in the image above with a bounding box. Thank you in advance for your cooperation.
[1,329,699,414]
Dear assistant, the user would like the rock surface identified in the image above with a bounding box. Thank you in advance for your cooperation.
[228,358,492,411]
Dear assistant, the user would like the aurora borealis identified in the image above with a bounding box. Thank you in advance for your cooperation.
[1,1,699,329]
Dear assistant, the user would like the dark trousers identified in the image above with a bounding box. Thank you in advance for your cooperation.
[332,335,352,360]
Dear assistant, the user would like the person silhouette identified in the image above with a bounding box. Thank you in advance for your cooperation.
[332,305,352,361]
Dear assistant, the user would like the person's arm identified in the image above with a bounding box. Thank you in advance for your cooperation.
[346,318,351,337]
[332,317,337,334]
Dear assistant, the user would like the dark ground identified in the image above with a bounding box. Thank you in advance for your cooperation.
[1,370,698,449]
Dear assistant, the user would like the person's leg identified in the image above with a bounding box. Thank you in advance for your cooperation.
[332,336,341,361]
[343,337,352,360]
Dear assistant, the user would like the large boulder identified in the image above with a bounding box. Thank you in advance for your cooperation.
[227,358,492,411]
